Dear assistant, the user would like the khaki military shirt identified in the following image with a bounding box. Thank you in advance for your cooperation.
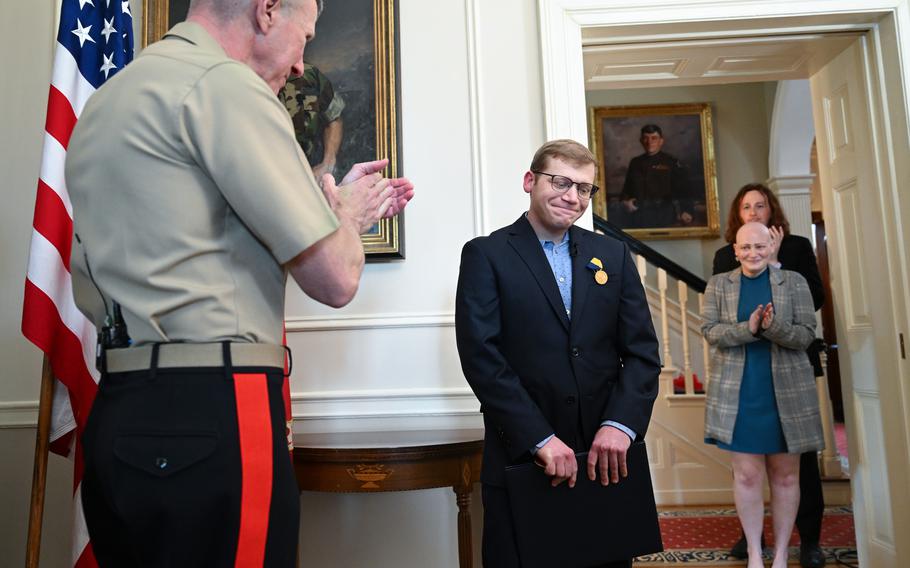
[66,22,339,346]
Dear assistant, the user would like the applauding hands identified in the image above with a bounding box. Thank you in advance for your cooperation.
[748,303,774,335]
[321,158,415,234]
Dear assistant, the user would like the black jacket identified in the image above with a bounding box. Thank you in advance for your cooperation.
[455,215,661,486]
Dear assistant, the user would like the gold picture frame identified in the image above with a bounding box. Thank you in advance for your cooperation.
[143,0,405,259]
[589,103,719,240]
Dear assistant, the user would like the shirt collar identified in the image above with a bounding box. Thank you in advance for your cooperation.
[524,212,570,248]
[162,22,228,58]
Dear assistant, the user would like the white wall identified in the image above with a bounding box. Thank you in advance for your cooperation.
[0,0,547,565]
[586,82,774,279]
[0,0,57,410]
[0,3,75,562]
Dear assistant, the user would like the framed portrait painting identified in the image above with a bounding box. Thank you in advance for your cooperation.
[589,103,719,239]
[143,0,405,259]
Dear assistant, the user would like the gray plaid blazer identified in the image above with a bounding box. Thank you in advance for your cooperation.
[701,266,824,453]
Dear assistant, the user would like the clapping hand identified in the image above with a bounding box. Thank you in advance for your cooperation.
[322,159,415,234]
[760,302,774,329]
[339,160,414,217]
[768,226,784,264]
[748,303,774,335]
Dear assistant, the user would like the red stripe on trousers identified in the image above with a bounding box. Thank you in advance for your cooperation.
[45,85,77,150]
[282,326,292,455]
[33,179,74,271]
[233,373,273,568]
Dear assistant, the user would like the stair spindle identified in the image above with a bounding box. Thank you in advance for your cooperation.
[636,254,647,286]
[657,269,672,368]
[677,280,693,394]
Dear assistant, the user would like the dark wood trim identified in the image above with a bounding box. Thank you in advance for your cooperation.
[293,431,483,567]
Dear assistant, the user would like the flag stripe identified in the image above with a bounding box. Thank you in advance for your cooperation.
[49,379,77,446]
[74,546,97,568]
[22,281,98,426]
[45,86,78,150]
[33,181,75,271]
[26,230,100,371]
[71,482,92,564]
[51,45,96,118]
[38,132,73,218]
[49,427,75,456]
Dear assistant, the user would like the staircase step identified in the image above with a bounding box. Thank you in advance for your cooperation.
[822,477,851,506]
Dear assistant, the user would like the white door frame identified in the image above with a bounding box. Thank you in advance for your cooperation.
[537,0,910,564]
[538,0,910,142]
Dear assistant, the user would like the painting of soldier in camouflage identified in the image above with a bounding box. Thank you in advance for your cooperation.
[279,0,380,184]
[281,64,346,181]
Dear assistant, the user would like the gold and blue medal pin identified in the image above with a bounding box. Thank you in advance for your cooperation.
[587,257,608,285]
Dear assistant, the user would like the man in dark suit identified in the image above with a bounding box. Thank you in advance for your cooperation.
[455,139,661,567]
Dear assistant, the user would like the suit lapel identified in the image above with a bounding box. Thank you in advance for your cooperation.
[569,226,591,336]
[507,216,570,332]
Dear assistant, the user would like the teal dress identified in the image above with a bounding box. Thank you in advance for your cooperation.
[714,269,788,453]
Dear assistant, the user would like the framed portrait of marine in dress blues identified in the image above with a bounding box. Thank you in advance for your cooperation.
[589,103,719,240]
[143,0,406,259]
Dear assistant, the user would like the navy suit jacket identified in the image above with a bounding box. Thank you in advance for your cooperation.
[455,215,661,486]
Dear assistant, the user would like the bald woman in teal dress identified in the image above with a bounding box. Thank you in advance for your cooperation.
[702,222,824,568]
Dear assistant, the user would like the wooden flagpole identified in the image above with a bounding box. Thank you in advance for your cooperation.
[26,355,55,568]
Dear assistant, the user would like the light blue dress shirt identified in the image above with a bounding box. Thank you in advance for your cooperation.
[532,229,636,454]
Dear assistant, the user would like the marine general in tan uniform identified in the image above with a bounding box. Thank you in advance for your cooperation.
[64,0,414,566]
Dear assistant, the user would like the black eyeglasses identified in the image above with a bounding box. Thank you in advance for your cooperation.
[532,171,600,199]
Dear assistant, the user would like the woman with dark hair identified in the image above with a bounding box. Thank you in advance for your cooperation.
[714,184,823,311]
[712,183,827,568]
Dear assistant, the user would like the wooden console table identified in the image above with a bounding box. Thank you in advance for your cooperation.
[293,429,484,568]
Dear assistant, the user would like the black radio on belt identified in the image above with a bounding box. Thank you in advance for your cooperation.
[97,302,131,369]
[103,302,131,349]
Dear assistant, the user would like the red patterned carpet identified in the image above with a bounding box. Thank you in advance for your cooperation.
[634,506,857,565]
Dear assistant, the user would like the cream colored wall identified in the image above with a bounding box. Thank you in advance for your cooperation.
[1,3,76,566]
[1,0,57,408]
[586,82,775,279]
[0,0,543,565]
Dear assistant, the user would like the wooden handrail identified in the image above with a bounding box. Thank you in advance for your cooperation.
[594,215,707,294]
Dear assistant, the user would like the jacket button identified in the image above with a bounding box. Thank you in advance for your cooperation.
[566,396,576,405]
[571,347,580,357]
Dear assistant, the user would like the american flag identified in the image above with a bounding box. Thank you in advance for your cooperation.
[22,1,133,566]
